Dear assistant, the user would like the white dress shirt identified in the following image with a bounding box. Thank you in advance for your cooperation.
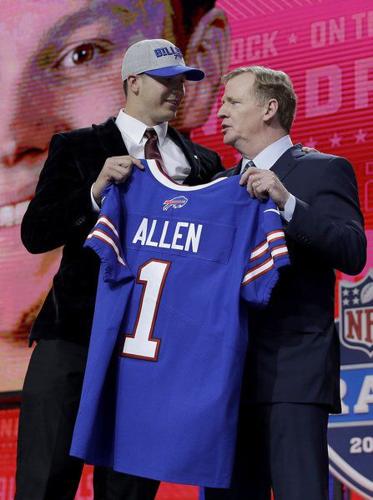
[115,110,191,182]
[241,135,296,222]
[91,110,192,210]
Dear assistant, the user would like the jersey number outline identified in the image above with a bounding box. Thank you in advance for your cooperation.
[122,259,171,361]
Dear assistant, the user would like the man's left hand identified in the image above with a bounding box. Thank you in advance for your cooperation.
[240,167,290,210]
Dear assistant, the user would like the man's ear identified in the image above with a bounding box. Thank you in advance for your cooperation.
[263,98,279,124]
[175,8,230,132]
[127,75,141,95]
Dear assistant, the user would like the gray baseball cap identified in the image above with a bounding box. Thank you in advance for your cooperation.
[121,39,205,82]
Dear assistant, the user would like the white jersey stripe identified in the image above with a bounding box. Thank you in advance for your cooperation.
[250,230,286,260]
[271,245,288,258]
[242,258,274,285]
[243,245,288,285]
[87,229,125,266]
[97,216,119,238]
[268,230,285,241]
[250,242,269,260]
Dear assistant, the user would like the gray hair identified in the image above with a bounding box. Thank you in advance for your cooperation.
[223,66,297,132]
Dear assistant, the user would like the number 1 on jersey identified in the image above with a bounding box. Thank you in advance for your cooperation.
[122,259,171,361]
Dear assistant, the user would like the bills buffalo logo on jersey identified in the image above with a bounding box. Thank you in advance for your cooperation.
[162,196,188,211]
[328,269,373,499]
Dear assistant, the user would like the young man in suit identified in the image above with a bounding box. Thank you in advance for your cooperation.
[16,39,223,500]
[0,0,229,391]
[204,66,366,500]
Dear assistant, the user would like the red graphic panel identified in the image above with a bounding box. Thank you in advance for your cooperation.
[0,409,198,500]
[0,0,371,498]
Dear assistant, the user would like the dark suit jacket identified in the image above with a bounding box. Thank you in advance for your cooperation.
[21,117,223,345]
[218,145,366,412]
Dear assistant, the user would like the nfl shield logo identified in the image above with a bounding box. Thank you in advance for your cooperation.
[339,270,373,357]
[328,269,373,498]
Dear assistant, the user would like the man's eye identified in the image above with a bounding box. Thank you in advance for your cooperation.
[54,41,112,69]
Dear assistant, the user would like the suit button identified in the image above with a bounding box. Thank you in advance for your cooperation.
[74,216,86,226]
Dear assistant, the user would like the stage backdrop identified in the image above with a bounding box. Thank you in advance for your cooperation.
[0,0,372,498]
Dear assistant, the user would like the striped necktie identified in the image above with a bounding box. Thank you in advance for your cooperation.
[144,129,166,173]
[242,159,256,173]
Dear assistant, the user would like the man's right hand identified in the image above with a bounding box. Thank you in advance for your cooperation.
[92,155,144,205]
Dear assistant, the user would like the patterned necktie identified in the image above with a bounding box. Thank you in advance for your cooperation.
[144,129,166,173]
[241,159,256,173]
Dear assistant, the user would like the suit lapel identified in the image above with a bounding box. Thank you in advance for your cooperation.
[232,161,243,176]
[270,144,304,179]
[93,117,128,157]
[227,145,303,179]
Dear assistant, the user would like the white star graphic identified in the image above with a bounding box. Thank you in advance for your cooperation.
[288,34,297,44]
[342,289,350,297]
[353,288,359,295]
[355,129,367,144]
[305,138,317,148]
[343,298,350,306]
[330,133,342,148]
[353,297,360,304]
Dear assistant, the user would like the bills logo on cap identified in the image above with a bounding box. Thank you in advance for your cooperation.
[328,269,373,499]
[154,46,183,60]
[162,196,188,211]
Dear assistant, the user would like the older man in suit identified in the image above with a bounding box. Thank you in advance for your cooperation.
[16,39,223,500]
[204,66,366,500]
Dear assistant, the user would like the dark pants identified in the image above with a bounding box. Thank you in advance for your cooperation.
[16,339,160,500]
[203,403,329,500]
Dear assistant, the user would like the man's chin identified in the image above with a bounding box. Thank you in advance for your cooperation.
[223,133,234,146]
[164,111,178,123]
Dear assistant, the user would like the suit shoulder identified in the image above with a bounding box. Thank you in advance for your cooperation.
[53,117,114,147]
[298,150,351,165]
[297,151,355,174]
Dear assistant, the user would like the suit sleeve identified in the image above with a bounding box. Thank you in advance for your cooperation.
[286,157,366,275]
[240,200,290,307]
[21,133,98,253]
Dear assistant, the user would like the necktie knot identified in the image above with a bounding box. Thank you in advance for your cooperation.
[242,159,256,173]
[144,128,158,141]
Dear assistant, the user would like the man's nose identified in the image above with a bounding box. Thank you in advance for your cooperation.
[0,91,24,167]
[217,104,227,119]
[0,99,46,168]
[0,140,19,167]
[0,81,54,168]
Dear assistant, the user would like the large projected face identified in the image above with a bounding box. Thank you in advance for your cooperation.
[0,0,170,358]
[0,0,229,392]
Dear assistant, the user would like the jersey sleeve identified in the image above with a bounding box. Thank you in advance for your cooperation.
[241,199,290,307]
[84,184,132,284]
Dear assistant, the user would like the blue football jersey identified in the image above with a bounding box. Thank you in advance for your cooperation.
[71,159,289,488]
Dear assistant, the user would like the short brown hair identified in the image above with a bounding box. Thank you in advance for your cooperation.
[223,66,297,132]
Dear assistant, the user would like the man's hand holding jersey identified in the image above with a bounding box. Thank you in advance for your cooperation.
[92,155,144,206]
[240,167,290,210]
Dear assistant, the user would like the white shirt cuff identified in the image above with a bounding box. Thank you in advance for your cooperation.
[280,194,296,222]
[91,184,101,213]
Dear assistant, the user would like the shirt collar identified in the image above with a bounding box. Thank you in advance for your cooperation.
[242,135,293,171]
[115,109,168,145]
